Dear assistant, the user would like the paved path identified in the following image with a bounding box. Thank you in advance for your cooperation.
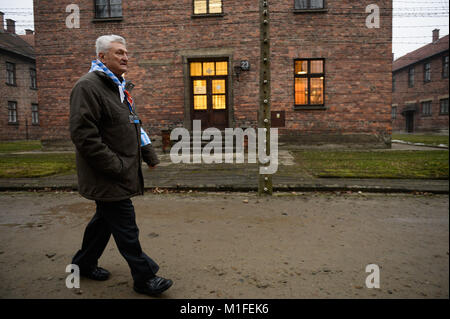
[0,143,448,193]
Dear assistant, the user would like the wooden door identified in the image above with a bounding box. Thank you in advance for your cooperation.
[190,60,228,130]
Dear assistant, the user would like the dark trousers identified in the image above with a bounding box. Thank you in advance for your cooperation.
[72,198,159,283]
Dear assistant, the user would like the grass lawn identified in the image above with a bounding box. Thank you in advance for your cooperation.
[0,140,42,153]
[291,150,449,179]
[0,153,76,178]
[392,134,449,147]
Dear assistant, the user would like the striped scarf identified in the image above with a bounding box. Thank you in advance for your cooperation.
[89,60,151,146]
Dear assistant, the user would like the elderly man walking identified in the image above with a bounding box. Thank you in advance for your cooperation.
[69,34,172,296]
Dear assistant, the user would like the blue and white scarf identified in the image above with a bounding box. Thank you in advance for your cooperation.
[89,60,151,147]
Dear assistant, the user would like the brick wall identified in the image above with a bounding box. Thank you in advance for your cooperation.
[34,0,392,147]
[0,53,40,140]
[392,51,449,133]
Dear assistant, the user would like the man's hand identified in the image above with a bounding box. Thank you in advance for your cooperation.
[147,164,157,170]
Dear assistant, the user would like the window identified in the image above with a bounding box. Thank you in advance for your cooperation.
[6,62,16,85]
[440,98,449,115]
[443,55,449,78]
[190,61,228,111]
[424,62,431,82]
[30,68,37,89]
[294,59,325,107]
[421,101,432,116]
[31,104,39,124]
[8,101,18,124]
[95,0,122,18]
[392,75,396,92]
[193,0,223,15]
[391,106,397,119]
[408,67,414,87]
[295,0,325,9]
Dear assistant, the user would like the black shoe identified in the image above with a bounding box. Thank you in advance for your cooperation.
[80,266,110,281]
[133,276,173,296]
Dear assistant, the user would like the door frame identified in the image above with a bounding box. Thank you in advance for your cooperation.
[405,112,414,133]
[182,51,234,131]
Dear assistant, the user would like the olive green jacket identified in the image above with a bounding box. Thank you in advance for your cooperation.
[69,71,159,202]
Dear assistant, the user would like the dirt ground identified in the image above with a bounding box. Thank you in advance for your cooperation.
[0,191,448,299]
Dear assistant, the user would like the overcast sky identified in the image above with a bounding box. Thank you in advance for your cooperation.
[0,0,449,60]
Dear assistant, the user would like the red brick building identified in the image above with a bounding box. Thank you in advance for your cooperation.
[33,0,392,148]
[0,13,40,141]
[392,30,449,133]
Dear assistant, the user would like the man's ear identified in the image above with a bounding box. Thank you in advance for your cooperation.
[98,52,105,62]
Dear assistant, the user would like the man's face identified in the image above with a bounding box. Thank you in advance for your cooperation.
[99,42,128,77]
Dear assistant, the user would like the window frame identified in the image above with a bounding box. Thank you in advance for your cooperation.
[94,0,123,20]
[408,67,415,88]
[192,0,224,17]
[6,62,16,86]
[31,103,39,125]
[294,0,327,12]
[423,61,431,83]
[294,58,326,109]
[439,98,449,115]
[8,101,18,124]
[443,55,449,79]
[392,74,396,92]
[421,100,432,117]
[391,105,397,120]
[189,58,229,112]
[30,68,37,89]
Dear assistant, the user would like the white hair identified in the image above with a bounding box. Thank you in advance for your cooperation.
[95,35,126,58]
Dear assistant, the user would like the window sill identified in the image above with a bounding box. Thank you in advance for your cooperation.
[293,8,328,14]
[421,114,432,117]
[191,13,225,19]
[439,113,449,116]
[92,17,123,23]
[30,87,38,90]
[8,122,19,126]
[6,83,17,87]
[294,105,327,110]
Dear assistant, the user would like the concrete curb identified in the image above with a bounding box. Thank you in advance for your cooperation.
[0,180,448,194]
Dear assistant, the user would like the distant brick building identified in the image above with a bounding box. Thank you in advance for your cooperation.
[0,13,40,140]
[34,0,392,148]
[392,30,449,133]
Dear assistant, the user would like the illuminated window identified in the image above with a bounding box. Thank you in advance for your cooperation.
[294,59,324,107]
[190,60,228,112]
[212,79,226,109]
[194,0,223,15]
[190,61,228,77]
[193,80,207,110]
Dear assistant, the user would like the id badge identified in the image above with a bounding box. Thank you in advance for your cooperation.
[129,114,140,124]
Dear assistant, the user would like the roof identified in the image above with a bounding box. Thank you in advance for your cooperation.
[19,34,35,47]
[0,31,35,61]
[393,34,449,72]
